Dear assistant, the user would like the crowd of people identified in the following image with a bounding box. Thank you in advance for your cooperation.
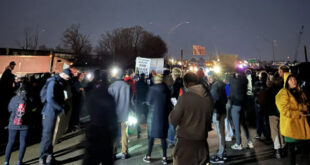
[1,60,310,165]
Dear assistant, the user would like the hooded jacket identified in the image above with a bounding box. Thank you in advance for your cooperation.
[275,72,310,140]
[8,91,30,130]
[169,84,213,141]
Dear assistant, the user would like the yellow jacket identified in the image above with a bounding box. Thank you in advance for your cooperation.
[275,73,310,140]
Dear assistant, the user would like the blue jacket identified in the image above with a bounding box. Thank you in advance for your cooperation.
[8,92,30,130]
[41,75,66,118]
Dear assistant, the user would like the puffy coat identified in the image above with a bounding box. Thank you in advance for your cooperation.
[276,73,310,140]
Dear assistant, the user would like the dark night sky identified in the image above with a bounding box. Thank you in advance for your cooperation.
[0,0,309,61]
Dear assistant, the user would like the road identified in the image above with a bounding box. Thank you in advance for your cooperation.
[0,124,305,165]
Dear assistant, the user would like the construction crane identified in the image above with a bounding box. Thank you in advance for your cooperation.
[294,25,304,62]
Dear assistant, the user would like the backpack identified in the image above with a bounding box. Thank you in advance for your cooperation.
[40,78,52,103]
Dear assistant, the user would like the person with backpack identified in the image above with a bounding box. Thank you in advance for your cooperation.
[4,82,31,165]
[39,68,73,165]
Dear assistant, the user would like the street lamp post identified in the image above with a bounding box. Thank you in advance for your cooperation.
[167,21,190,61]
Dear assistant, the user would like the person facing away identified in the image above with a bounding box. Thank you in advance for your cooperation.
[169,72,213,165]
[4,82,32,165]
[143,74,172,164]
[83,71,118,165]
[108,70,132,159]
[276,73,310,165]
[134,73,149,138]
[39,68,73,165]
[208,71,228,164]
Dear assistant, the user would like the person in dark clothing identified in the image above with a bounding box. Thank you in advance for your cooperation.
[229,72,254,150]
[167,68,183,147]
[134,73,149,138]
[264,76,284,159]
[4,83,32,165]
[39,68,73,165]
[83,71,118,165]
[143,75,172,164]
[253,71,271,140]
[208,71,228,163]
[69,73,86,131]
[0,61,17,128]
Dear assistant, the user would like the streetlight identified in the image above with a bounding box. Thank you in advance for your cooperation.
[167,21,190,60]
[258,36,277,62]
[34,29,46,50]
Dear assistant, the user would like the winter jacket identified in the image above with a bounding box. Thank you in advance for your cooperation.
[276,73,310,140]
[146,83,172,138]
[108,80,132,122]
[228,75,248,106]
[41,75,66,118]
[134,78,149,104]
[172,77,184,99]
[8,93,30,130]
[210,80,227,115]
[169,84,213,141]
[0,68,16,96]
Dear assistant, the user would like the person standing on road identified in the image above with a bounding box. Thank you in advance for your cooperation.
[167,68,183,147]
[4,83,32,165]
[143,74,172,164]
[83,71,118,165]
[208,71,228,164]
[264,75,284,159]
[169,72,213,165]
[39,68,73,165]
[276,73,310,165]
[0,61,17,128]
[229,72,254,150]
[253,71,271,140]
[134,73,149,138]
[108,70,132,159]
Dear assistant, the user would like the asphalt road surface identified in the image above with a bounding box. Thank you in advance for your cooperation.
[0,124,308,165]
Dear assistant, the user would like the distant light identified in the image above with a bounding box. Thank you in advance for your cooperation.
[213,66,221,73]
[238,64,244,69]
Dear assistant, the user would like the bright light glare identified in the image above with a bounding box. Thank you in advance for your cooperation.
[194,67,198,72]
[128,116,137,126]
[213,66,221,73]
[111,67,119,77]
[86,73,92,80]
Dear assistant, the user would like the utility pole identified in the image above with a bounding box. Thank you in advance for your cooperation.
[181,49,184,71]
[305,45,308,62]
[294,25,304,62]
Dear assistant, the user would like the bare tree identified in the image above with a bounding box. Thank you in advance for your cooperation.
[16,28,36,50]
[96,26,167,69]
[61,24,92,64]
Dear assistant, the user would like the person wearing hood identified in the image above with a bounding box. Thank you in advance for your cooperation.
[169,72,213,165]
[4,82,32,165]
[276,73,310,165]
[143,74,172,164]
[39,68,73,165]
[208,71,228,164]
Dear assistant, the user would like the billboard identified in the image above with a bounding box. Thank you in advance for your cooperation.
[193,45,206,55]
